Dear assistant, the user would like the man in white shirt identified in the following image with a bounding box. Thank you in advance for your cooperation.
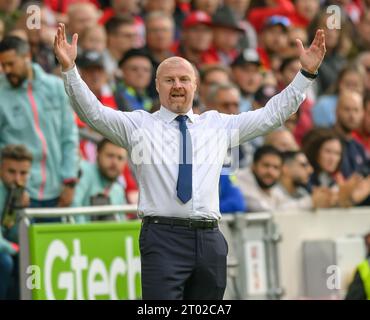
[54,23,326,300]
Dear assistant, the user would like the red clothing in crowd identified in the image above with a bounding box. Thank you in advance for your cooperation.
[44,0,99,13]
[293,99,314,146]
[352,130,370,157]
[202,46,239,65]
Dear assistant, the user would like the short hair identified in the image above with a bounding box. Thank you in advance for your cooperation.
[253,145,282,164]
[281,150,302,164]
[105,15,135,35]
[279,56,299,73]
[97,138,115,153]
[0,36,30,55]
[0,145,33,163]
[145,11,175,29]
[207,82,239,105]
[199,64,231,83]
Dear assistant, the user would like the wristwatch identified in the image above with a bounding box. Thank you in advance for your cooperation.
[300,69,318,79]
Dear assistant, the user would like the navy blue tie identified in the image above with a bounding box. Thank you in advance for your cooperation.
[175,115,192,203]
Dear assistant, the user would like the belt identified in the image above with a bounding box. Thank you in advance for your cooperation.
[142,216,218,229]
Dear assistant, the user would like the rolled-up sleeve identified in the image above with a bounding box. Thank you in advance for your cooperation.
[62,66,144,150]
[224,71,313,145]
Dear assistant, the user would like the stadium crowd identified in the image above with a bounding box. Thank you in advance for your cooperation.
[0,0,370,299]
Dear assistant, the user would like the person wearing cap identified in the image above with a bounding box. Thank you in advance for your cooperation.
[257,15,291,70]
[231,48,263,112]
[77,50,117,112]
[114,48,153,112]
[55,21,326,299]
[0,36,79,212]
[173,11,213,68]
[203,5,245,65]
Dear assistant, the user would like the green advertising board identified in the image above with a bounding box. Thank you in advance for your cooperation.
[28,220,142,300]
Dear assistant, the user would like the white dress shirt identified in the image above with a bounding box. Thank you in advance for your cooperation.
[62,66,313,220]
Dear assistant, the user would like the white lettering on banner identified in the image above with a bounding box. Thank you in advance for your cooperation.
[326,265,341,290]
[245,241,267,295]
[44,237,141,300]
[26,265,41,290]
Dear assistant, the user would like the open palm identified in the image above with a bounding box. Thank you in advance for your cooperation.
[297,29,326,74]
[54,23,78,71]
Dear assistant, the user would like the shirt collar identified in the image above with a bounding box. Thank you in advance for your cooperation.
[159,105,195,124]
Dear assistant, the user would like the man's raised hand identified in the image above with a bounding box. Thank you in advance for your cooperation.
[297,29,326,74]
[54,23,78,72]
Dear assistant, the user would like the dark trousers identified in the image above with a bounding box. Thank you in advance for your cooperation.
[139,222,228,300]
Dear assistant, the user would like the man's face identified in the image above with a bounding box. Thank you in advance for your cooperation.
[110,24,137,54]
[79,66,107,96]
[213,27,240,52]
[252,154,282,190]
[68,5,98,35]
[121,56,152,91]
[337,94,364,132]
[294,0,320,21]
[338,71,364,94]
[97,143,127,181]
[213,88,240,114]
[146,18,174,52]
[156,58,197,113]
[200,70,230,102]
[262,25,289,53]
[183,24,213,52]
[0,159,31,188]
[286,153,313,187]
[232,63,263,94]
[112,0,140,14]
[145,0,175,15]
[0,49,29,87]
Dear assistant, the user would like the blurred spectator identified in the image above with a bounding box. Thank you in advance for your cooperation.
[79,25,107,53]
[352,93,370,157]
[115,48,153,111]
[103,15,138,80]
[231,48,263,112]
[205,82,240,114]
[224,0,258,49]
[15,4,58,73]
[0,18,4,42]
[264,127,299,152]
[312,63,365,128]
[66,2,99,37]
[303,128,370,207]
[77,50,117,110]
[354,9,370,52]
[251,83,279,110]
[285,26,308,58]
[257,15,291,71]
[346,232,370,300]
[0,0,21,33]
[190,0,221,16]
[174,11,213,68]
[308,9,352,95]
[73,139,128,222]
[144,11,175,98]
[0,36,79,209]
[357,51,370,92]
[198,64,231,109]
[277,150,335,209]
[334,90,368,178]
[204,82,247,213]
[203,5,244,65]
[99,0,145,47]
[248,0,319,32]
[0,144,32,299]
[278,56,314,144]
[236,145,283,212]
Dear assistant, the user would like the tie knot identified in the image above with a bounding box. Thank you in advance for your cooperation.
[175,115,188,123]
